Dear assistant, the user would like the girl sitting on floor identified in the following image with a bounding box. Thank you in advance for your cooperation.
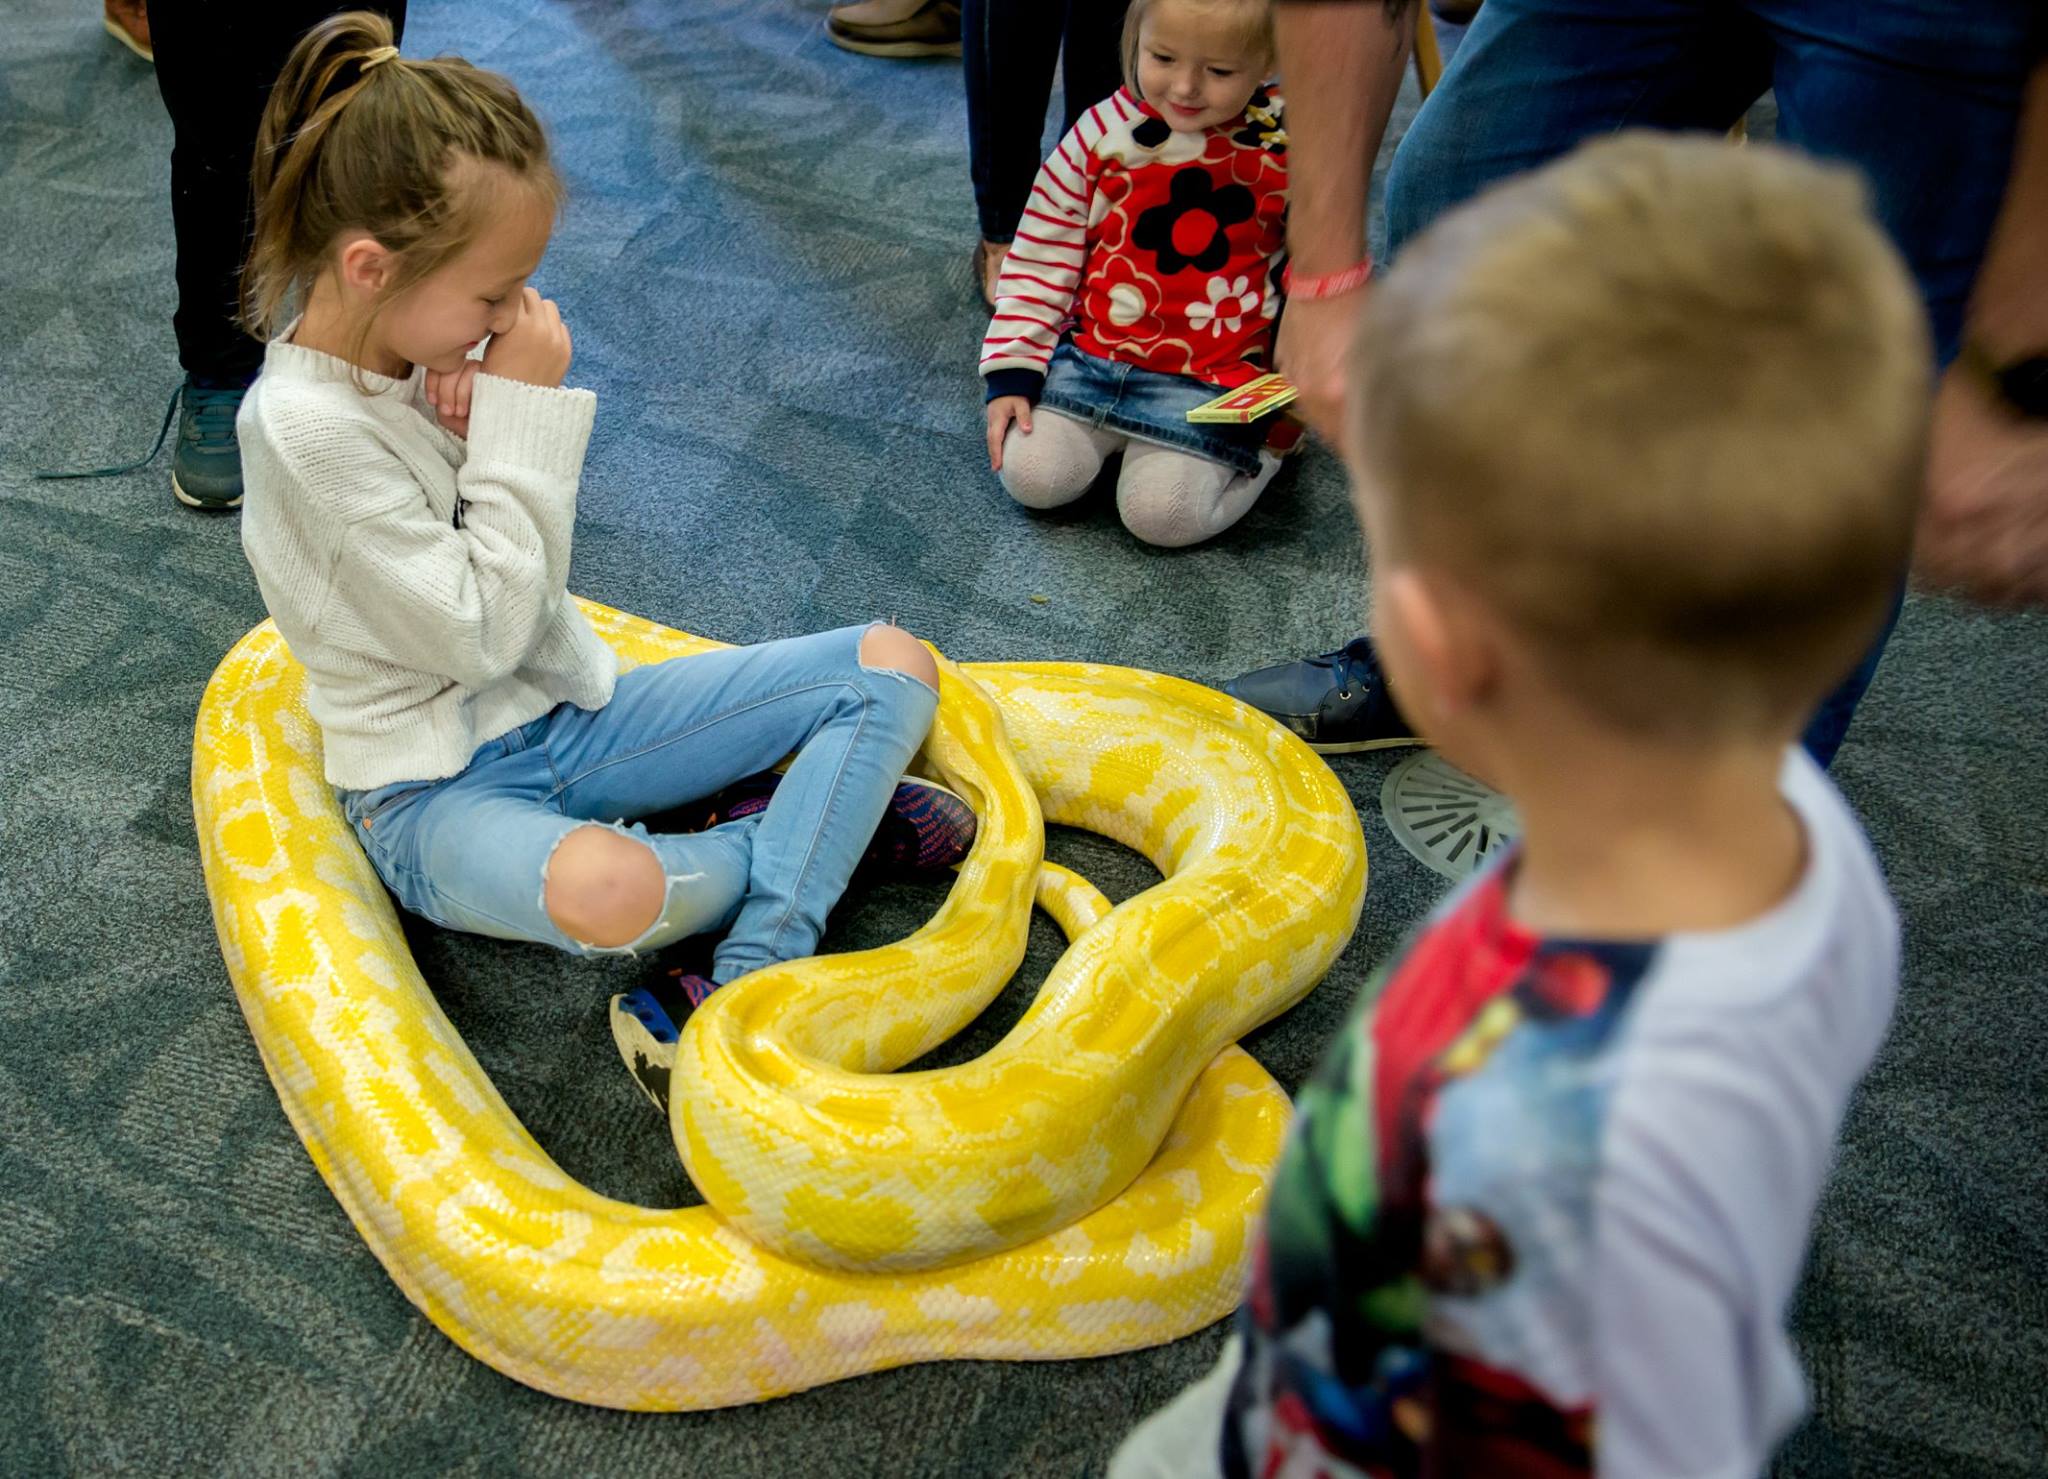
[235,12,974,1105]
[980,0,1289,549]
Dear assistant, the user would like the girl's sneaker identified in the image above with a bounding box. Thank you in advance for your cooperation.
[611,780,976,1115]
[608,970,716,1115]
[708,775,977,872]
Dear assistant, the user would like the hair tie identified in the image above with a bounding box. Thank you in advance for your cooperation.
[359,45,400,71]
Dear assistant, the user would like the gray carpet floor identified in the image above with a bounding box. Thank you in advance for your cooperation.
[3,2,2044,1474]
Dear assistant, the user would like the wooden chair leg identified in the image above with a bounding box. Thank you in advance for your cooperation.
[1414,7,1444,98]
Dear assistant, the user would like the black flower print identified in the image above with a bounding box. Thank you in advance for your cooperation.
[1234,88,1288,153]
[1133,167,1256,275]
[1132,114,1172,150]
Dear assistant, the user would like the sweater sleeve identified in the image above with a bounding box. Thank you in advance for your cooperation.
[288,373,596,691]
[979,113,1103,402]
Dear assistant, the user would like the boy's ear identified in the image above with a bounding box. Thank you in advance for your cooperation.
[1385,567,1497,721]
[334,233,397,296]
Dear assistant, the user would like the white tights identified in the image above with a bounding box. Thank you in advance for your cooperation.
[997,411,1282,549]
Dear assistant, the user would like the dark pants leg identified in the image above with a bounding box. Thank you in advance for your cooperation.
[145,1,408,384]
[1058,0,1131,134]
[1381,0,2035,763]
[964,0,1130,243]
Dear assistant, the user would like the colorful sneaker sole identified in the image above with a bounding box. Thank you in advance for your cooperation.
[609,987,681,1115]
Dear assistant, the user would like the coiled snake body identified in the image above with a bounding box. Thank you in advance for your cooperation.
[192,601,1366,1409]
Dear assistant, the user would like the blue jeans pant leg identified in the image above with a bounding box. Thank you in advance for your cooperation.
[1380,0,2035,764]
[1757,0,2034,762]
[1383,0,1770,261]
[1758,0,2035,367]
[349,627,938,963]
[542,625,940,980]
[350,720,757,956]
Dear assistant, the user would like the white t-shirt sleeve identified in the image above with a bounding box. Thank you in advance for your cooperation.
[1593,751,1899,1478]
[1595,1042,1816,1478]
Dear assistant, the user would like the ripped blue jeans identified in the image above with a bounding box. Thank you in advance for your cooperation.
[336,623,938,983]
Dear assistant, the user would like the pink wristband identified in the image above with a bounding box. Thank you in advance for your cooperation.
[1282,259,1374,301]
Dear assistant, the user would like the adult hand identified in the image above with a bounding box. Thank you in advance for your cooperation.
[1277,289,1369,456]
[1916,364,2048,607]
[424,360,480,439]
[987,395,1034,471]
[480,287,573,389]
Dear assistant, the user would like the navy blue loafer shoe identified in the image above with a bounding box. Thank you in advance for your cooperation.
[1221,637,1422,754]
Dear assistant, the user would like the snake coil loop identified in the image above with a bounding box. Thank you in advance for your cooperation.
[193,600,1365,1408]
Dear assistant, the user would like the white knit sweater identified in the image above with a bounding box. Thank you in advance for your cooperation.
[238,335,617,791]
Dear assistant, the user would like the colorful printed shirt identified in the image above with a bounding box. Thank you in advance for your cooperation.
[980,85,1288,402]
[1223,750,1899,1478]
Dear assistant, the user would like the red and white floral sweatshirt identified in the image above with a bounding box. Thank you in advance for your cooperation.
[980,85,1288,403]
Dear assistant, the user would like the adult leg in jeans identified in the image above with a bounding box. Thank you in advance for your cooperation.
[1060,0,1134,133]
[1286,0,2033,765]
[964,0,1068,248]
[1756,0,2033,762]
[1227,0,1770,755]
[1381,0,1768,268]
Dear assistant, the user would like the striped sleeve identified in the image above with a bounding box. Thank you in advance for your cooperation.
[979,110,1105,400]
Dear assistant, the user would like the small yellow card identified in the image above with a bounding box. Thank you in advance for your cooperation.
[1186,373,1299,424]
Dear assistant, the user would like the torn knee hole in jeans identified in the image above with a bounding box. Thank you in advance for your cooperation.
[539,819,709,958]
[857,621,942,697]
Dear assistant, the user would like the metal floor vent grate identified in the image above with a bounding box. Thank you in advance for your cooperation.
[1380,751,1521,881]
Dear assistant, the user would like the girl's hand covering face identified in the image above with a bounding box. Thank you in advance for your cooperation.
[480,286,574,389]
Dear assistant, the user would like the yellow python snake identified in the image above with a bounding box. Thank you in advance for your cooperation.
[192,599,1366,1409]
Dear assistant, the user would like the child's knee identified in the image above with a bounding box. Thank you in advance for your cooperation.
[1117,463,1230,549]
[1117,484,1197,547]
[859,622,940,692]
[998,422,1101,509]
[543,824,666,949]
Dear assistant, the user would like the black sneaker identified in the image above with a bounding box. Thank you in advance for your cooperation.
[170,375,247,510]
[608,970,717,1115]
[1221,637,1422,754]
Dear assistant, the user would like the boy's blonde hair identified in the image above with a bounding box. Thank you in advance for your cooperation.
[1352,134,1931,740]
[1120,0,1276,98]
[241,10,561,369]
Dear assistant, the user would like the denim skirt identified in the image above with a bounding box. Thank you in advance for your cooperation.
[1037,341,1267,476]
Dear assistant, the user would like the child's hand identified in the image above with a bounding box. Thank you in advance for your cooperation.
[425,361,480,438]
[986,396,1034,471]
[481,286,573,389]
